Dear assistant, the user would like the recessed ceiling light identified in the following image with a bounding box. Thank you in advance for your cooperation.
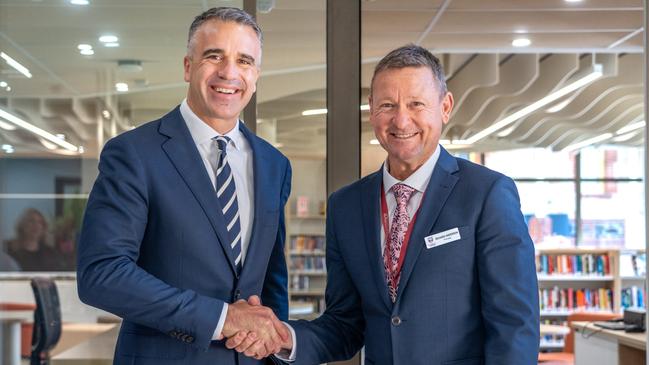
[102,110,111,119]
[70,0,89,4]
[302,108,327,116]
[0,52,32,78]
[5,86,11,91]
[369,139,380,145]
[99,35,119,43]
[115,82,129,92]
[0,120,16,130]
[77,44,92,51]
[512,38,531,47]
[78,146,85,154]
[0,81,6,87]
[104,42,120,48]
[564,0,583,3]
[80,49,94,56]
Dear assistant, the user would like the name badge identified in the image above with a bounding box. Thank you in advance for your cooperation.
[425,228,461,249]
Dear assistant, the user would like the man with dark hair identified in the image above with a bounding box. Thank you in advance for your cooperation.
[232,44,540,364]
[77,7,290,364]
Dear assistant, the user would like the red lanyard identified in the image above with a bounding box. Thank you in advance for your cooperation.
[380,182,421,277]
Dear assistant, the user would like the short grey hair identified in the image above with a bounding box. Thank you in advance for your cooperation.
[370,44,447,98]
[187,7,263,54]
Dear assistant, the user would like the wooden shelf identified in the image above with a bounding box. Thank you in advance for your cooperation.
[540,310,616,317]
[289,250,325,256]
[290,290,324,296]
[539,342,565,349]
[291,270,327,276]
[537,274,614,282]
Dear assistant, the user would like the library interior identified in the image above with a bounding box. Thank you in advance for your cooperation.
[0,0,647,364]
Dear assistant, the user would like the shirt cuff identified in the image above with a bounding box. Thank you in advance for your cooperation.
[212,303,229,340]
[274,321,296,362]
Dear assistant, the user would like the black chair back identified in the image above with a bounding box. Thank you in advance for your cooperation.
[30,277,62,365]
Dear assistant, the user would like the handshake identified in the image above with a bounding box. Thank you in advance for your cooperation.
[220,295,293,360]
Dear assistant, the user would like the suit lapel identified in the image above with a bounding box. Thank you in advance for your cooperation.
[159,107,238,276]
[396,148,459,301]
[237,122,266,278]
[360,171,393,310]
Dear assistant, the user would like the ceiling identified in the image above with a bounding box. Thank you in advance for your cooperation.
[0,0,645,159]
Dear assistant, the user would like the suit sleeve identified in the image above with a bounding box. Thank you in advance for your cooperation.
[476,176,540,364]
[77,136,224,351]
[261,159,291,321]
[287,192,365,365]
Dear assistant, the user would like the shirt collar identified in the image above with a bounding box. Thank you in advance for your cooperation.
[382,144,441,195]
[180,98,243,150]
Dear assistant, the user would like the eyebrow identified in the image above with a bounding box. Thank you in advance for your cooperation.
[201,48,257,65]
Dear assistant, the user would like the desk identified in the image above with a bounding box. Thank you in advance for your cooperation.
[52,323,117,356]
[572,321,646,365]
[0,304,35,365]
[52,325,119,365]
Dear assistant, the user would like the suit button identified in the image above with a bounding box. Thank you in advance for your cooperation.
[187,336,195,343]
[391,316,402,326]
[169,330,178,337]
[234,289,241,300]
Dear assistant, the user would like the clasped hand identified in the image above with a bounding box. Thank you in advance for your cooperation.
[221,295,293,360]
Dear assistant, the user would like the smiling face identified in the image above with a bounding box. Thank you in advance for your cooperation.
[184,19,261,132]
[369,66,454,179]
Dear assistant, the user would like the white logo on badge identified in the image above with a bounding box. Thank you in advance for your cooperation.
[425,227,461,249]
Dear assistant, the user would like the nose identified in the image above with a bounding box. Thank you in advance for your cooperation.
[392,105,411,128]
[217,58,238,80]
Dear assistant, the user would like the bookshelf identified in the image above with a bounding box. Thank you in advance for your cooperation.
[536,247,647,352]
[285,196,327,319]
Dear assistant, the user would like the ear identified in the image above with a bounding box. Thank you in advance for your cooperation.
[441,91,454,125]
[368,95,373,114]
[183,56,191,82]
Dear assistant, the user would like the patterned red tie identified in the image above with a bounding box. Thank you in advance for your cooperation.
[384,183,415,302]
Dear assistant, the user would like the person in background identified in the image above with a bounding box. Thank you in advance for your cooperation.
[6,208,65,271]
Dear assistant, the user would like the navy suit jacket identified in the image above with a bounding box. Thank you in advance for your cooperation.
[289,147,539,365]
[77,107,291,365]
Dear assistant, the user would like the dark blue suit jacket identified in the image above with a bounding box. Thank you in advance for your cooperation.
[77,107,291,365]
[289,147,539,365]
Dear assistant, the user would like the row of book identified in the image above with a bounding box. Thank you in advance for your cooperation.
[540,319,567,349]
[290,235,325,252]
[539,287,613,312]
[621,286,646,309]
[290,256,326,271]
[290,275,326,291]
[536,254,610,276]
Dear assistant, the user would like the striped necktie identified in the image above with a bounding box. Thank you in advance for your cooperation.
[214,136,242,274]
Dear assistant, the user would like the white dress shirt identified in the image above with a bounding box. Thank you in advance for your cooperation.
[280,146,442,362]
[180,99,254,340]
[380,145,441,251]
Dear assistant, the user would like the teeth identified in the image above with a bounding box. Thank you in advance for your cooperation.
[393,133,416,139]
[215,87,236,94]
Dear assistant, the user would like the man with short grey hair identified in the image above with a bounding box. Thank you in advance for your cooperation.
[77,7,291,364]
[232,44,540,364]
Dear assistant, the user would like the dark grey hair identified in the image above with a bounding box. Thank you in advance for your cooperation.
[371,44,447,97]
[187,7,263,54]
